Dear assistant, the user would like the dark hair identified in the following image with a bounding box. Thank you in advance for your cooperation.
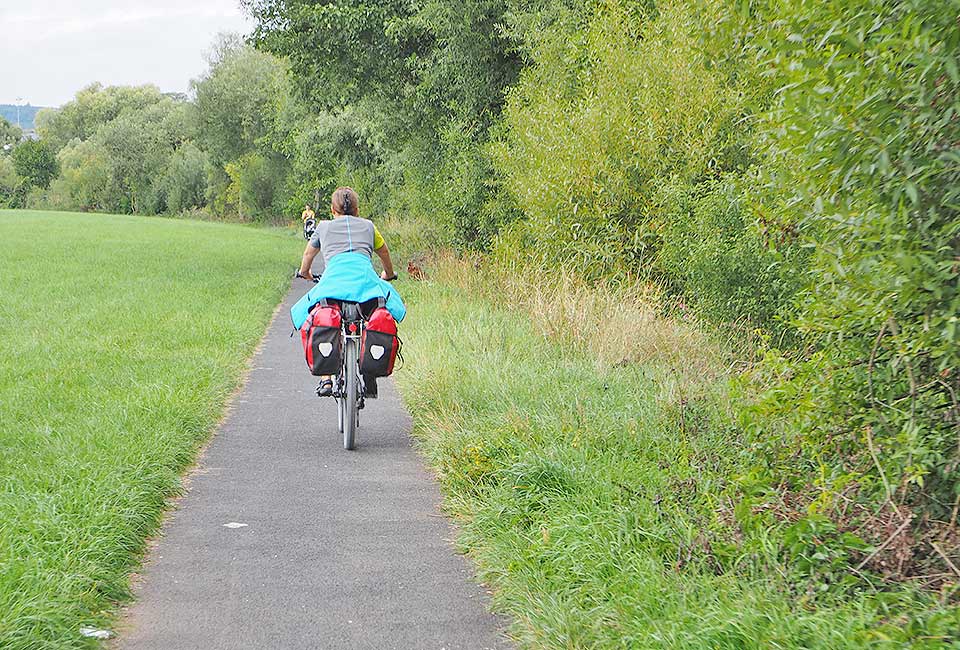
[331,187,359,216]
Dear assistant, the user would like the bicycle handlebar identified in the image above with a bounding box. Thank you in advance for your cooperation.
[296,270,395,283]
[294,270,321,283]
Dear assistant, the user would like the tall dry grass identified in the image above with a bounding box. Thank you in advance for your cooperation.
[423,251,727,387]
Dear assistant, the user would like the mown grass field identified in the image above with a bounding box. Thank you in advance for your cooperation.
[0,210,295,649]
[394,266,959,649]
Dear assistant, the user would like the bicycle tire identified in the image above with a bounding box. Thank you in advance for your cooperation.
[343,337,358,450]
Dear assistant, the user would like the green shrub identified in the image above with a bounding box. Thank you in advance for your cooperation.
[224,153,287,222]
[657,178,806,328]
[51,139,112,211]
[158,143,210,213]
[490,0,758,279]
[0,157,23,208]
[737,0,960,560]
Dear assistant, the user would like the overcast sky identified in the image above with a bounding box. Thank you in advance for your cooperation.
[0,0,252,107]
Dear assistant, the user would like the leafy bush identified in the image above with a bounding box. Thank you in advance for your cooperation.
[223,152,289,221]
[657,178,806,328]
[0,157,23,208]
[489,0,783,296]
[158,143,210,214]
[51,139,112,211]
[734,0,960,573]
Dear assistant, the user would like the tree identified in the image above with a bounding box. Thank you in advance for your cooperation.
[12,139,59,189]
[94,98,192,213]
[158,143,210,213]
[244,0,419,109]
[35,83,165,151]
[191,36,299,220]
[246,0,520,137]
[191,37,289,166]
[52,139,113,211]
[0,117,22,152]
[244,0,525,241]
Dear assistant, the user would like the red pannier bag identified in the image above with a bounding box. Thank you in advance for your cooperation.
[360,307,400,377]
[300,302,342,375]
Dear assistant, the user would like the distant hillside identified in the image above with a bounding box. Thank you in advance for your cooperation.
[0,105,49,130]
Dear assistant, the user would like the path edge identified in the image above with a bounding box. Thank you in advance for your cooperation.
[108,282,293,645]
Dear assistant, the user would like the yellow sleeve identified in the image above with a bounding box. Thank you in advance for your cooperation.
[373,225,385,250]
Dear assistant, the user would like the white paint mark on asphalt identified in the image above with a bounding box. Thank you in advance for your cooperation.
[223,522,248,529]
[80,627,112,639]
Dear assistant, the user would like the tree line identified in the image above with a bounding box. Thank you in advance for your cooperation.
[0,35,320,221]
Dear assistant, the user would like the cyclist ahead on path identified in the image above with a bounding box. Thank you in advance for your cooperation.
[291,187,406,396]
[301,203,317,240]
[301,203,315,223]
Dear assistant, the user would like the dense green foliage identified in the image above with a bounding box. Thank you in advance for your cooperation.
[14,44,312,221]
[488,0,960,578]
[0,210,293,649]
[740,0,960,550]
[11,139,58,190]
[245,0,523,241]
[35,84,169,152]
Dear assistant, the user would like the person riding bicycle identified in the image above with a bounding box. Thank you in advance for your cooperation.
[291,187,405,398]
[301,203,317,240]
[301,203,315,223]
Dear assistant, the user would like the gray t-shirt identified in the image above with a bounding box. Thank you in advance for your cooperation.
[309,216,378,271]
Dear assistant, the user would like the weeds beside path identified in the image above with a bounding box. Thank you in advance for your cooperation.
[0,210,294,649]
[392,263,960,648]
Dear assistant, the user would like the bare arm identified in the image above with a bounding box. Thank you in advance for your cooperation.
[298,243,321,279]
[375,243,395,279]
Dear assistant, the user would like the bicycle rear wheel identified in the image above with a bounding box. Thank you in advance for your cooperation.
[342,337,359,450]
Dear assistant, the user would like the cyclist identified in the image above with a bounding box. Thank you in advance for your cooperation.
[301,203,315,223]
[291,187,405,397]
[301,203,317,240]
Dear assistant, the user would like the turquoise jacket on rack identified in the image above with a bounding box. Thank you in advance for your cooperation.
[290,251,406,330]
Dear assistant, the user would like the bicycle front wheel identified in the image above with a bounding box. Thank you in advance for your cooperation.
[342,337,359,450]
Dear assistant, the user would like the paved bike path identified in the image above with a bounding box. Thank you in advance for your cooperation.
[118,283,508,650]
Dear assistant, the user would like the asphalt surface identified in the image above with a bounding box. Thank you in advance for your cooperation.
[118,283,509,650]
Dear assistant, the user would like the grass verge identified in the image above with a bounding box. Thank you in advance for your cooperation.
[0,210,296,649]
[393,258,960,648]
